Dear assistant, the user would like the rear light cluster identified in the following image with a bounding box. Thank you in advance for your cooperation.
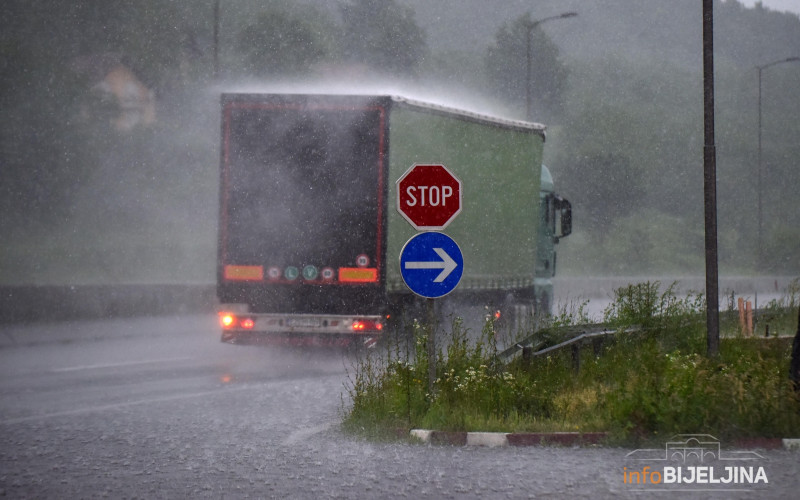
[219,312,383,333]
[351,319,383,332]
[219,313,255,330]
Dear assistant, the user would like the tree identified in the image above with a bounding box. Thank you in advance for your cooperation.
[560,152,646,237]
[338,0,427,77]
[236,6,335,78]
[62,1,192,90]
[485,13,569,120]
[0,0,206,225]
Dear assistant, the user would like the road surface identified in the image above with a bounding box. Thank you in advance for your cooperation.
[1,315,797,498]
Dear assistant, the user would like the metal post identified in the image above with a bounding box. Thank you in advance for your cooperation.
[526,25,532,120]
[522,346,532,369]
[427,298,436,395]
[790,304,800,391]
[757,65,763,269]
[571,344,580,372]
[213,0,221,79]
[703,0,720,357]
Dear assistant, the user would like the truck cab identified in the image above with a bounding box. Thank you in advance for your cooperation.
[535,166,572,315]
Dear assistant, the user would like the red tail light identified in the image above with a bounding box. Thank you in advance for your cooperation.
[351,319,383,332]
[219,313,254,330]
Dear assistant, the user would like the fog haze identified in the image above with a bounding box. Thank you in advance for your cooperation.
[1,0,798,285]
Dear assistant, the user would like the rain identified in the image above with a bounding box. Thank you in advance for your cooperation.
[2,1,800,498]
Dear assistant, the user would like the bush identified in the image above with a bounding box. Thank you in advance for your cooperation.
[342,281,800,443]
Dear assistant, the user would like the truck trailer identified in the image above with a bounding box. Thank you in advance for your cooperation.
[217,93,571,346]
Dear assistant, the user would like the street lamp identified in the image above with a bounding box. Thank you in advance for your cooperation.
[756,56,799,270]
[523,12,577,119]
[214,0,220,78]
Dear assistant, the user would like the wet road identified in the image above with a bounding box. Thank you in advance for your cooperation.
[1,315,798,498]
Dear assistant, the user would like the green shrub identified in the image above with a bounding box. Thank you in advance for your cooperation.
[342,281,800,443]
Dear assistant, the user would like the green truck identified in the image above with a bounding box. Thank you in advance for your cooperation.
[217,94,571,346]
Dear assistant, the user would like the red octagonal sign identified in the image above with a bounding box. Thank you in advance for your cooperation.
[397,164,462,230]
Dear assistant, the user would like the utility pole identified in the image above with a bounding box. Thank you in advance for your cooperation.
[702,0,720,357]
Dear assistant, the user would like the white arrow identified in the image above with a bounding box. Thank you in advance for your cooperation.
[404,247,458,282]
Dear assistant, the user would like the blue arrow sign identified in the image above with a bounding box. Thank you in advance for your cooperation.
[400,232,463,298]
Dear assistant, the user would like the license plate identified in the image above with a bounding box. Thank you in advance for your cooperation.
[285,318,322,328]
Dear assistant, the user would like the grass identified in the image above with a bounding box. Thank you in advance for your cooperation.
[342,279,800,445]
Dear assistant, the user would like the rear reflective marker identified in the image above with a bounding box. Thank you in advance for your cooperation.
[339,267,378,283]
[224,265,264,281]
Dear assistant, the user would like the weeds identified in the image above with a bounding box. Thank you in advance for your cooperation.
[759,278,800,337]
[342,281,800,444]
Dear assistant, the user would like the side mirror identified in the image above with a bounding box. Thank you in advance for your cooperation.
[554,196,572,238]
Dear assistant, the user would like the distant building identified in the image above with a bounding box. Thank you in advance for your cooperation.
[73,53,156,131]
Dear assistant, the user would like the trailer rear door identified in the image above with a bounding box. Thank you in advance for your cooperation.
[218,94,389,314]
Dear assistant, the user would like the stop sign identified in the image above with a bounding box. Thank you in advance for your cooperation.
[397,164,462,230]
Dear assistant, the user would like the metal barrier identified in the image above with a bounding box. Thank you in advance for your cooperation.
[497,323,641,370]
[0,285,217,323]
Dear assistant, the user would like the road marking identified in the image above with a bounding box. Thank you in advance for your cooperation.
[0,384,260,425]
[282,423,334,446]
[50,357,192,373]
[0,373,346,426]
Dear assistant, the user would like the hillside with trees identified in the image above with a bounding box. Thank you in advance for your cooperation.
[1,0,798,283]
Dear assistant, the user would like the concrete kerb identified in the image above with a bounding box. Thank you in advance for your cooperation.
[783,438,800,451]
[410,430,800,450]
[410,430,608,447]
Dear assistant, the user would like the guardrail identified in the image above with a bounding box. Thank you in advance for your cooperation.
[0,285,217,323]
[499,308,799,375]
[497,323,642,370]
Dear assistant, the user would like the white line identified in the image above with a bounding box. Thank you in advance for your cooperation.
[282,423,334,446]
[0,384,258,425]
[50,357,192,373]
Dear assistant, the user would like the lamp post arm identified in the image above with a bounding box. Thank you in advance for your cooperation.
[757,56,800,72]
[523,12,577,119]
[524,12,578,31]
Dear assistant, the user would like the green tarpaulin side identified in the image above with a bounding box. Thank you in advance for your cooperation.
[386,103,544,292]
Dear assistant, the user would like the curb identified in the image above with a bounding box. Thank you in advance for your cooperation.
[783,438,800,450]
[410,430,608,447]
[409,430,800,450]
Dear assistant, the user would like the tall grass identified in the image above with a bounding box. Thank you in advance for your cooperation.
[342,281,800,444]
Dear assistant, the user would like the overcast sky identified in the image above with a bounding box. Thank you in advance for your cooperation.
[740,0,800,15]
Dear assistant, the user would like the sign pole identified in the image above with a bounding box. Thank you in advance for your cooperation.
[399,231,463,397]
[427,298,436,396]
[396,163,464,398]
